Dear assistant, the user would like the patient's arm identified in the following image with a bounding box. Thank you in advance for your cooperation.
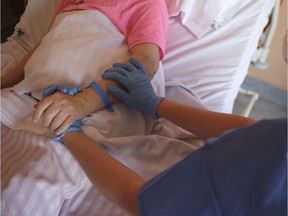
[63,131,144,216]
[1,46,37,89]
[1,15,57,89]
[75,43,160,116]
[130,43,160,79]
[33,43,160,135]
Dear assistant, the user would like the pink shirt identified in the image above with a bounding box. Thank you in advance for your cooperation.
[57,0,168,59]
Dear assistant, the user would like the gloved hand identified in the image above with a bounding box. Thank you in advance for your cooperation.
[43,84,83,143]
[43,84,82,97]
[102,57,163,119]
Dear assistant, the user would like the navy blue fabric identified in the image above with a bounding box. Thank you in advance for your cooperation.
[138,119,287,216]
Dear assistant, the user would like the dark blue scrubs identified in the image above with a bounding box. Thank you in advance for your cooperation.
[138,119,287,216]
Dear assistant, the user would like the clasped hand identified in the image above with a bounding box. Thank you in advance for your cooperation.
[33,57,162,139]
[33,85,85,136]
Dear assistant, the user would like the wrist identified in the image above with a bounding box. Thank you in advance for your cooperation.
[150,96,164,120]
[55,124,83,144]
[155,98,165,119]
[62,130,83,144]
[75,88,102,115]
[89,81,114,112]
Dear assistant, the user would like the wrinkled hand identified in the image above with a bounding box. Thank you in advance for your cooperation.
[102,57,163,119]
[33,84,86,135]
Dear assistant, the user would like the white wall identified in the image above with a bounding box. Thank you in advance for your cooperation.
[248,0,287,90]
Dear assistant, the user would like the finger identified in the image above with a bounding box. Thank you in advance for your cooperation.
[73,119,83,128]
[72,87,81,94]
[43,84,57,97]
[42,105,62,128]
[68,88,75,96]
[66,87,81,95]
[112,63,134,72]
[33,97,54,122]
[129,57,144,70]
[55,115,75,135]
[49,111,70,131]
[102,71,130,86]
[103,67,129,76]
[57,86,68,94]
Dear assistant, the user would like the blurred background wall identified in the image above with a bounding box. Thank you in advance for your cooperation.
[248,0,287,90]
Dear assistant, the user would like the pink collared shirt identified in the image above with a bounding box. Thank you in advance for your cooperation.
[57,0,168,59]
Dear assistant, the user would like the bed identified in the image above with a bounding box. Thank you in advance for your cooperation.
[1,0,275,215]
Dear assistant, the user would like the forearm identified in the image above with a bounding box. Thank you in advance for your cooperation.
[74,79,121,115]
[2,15,57,89]
[130,43,160,79]
[62,131,144,215]
[77,43,160,115]
[157,99,256,140]
[1,65,24,89]
[1,46,37,89]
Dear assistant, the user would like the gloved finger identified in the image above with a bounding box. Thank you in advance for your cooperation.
[54,135,63,143]
[112,62,134,72]
[129,57,145,71]
[68,88,78,96]
[55,115,75,135]
[72,119,83,128]
[68,87,82,95]
[107,86,130,102]
[57,86,68,94]
[73,87,81,94]
[103,67,129,77]
[102,71,130,87]
[67,88,74,96]
[43,84,57,97]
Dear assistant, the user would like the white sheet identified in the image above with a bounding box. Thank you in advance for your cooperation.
[13,10,130,95]
[1,123,123,215]
[163,0,275,112]
[166,0,246,38]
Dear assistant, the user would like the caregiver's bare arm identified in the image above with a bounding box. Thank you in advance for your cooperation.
[157,99,256,140]
[63,131,144,216]
[33,43,160,135]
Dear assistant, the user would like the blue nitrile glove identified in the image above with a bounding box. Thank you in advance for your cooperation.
[53,118,83,143]
[102,57,163,119]
[43,84,83,143]
[43,84,82,97]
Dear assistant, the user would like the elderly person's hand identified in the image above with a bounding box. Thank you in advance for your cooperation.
[33,85,86,136]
